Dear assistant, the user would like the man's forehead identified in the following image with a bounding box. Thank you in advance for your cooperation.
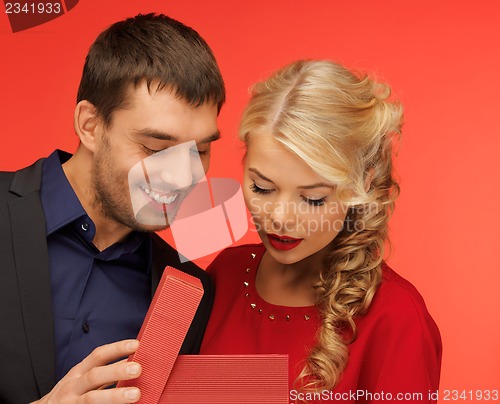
[115,80,220,143]
[126,80,219,108]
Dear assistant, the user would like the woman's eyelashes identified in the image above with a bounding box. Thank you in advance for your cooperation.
[301,196,327,206]
[250,181,327,206]
[250,182,273,194]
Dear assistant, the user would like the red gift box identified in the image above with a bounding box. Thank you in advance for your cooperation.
[119,266,289,403]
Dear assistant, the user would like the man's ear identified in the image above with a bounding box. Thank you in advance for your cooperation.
[364,168,375,192]
[74,100,102,153]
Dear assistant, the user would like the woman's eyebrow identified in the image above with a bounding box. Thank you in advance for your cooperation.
[248,168,274,183]
[249,168,334,189]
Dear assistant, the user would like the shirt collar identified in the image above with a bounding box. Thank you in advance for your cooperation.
[40,150,152,274]
[40,150,87,236]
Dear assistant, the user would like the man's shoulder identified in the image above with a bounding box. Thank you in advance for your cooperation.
[0,171,15,193]
[0,158,45,201]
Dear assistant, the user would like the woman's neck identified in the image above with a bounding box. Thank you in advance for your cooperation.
[255,248,328,307]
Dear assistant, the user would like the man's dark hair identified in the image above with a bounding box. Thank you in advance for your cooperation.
[77,13,225,126]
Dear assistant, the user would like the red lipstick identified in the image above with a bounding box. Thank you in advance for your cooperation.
[267,233,303,251]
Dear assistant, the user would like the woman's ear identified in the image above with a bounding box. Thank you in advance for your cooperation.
[74,100,101,154]
[364,168,375,192]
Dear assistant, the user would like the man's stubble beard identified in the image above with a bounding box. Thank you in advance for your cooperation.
[90,136,168,233]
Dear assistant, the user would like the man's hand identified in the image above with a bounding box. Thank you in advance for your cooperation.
[33,339,142,404]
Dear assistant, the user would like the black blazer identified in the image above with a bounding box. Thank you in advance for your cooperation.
[0,158,214,403]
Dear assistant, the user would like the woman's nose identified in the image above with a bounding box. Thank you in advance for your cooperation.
[268,199,297,231]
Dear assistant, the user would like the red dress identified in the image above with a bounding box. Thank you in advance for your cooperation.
[200,244,442,403]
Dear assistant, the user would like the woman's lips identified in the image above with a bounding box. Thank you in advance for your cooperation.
[267,233,303,251]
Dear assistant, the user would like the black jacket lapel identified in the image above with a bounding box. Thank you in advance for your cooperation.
[148,234,214,354]
[9,160,56,396]
[150,235,180,297]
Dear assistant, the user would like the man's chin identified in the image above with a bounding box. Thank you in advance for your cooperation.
[132,204,181,231]
[133,223,170,233]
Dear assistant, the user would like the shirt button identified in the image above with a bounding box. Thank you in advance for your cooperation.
[81,222,89,232]
[82,322,90,333]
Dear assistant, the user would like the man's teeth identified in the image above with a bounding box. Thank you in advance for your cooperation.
[143,188,178,204]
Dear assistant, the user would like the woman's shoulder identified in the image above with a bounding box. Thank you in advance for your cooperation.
[377,262,430,314]
[363,262,441,342]
[348,263,442,390]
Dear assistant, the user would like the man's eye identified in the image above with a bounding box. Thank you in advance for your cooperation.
[143,145,162,155]
[190,147,209,156]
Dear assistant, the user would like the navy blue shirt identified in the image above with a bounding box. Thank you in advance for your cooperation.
[40,150,152,381]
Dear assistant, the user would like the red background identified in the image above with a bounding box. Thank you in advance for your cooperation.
[1,0,499,397]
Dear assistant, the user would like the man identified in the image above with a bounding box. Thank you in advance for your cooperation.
[0,13,225,403]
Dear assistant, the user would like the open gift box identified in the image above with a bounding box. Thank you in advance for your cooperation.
[118,267,289,403]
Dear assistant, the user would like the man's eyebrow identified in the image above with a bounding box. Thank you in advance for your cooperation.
[200,132,221,143]
[134,129,177,141]
[134,129,221,143]
[249,168,334,189]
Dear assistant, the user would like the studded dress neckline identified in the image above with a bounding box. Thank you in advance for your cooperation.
[201,243,443,397]
[242,247,317,323]
[200,244,323,392]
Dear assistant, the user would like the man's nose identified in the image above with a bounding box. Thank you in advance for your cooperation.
[159,146,193,190]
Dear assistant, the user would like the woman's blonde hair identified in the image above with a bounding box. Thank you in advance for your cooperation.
[239,60,403,391]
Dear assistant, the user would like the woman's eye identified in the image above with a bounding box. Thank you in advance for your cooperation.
[250,182,273,194]
[302,196,327,206]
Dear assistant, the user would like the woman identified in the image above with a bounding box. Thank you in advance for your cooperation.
[200,60,441,401]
